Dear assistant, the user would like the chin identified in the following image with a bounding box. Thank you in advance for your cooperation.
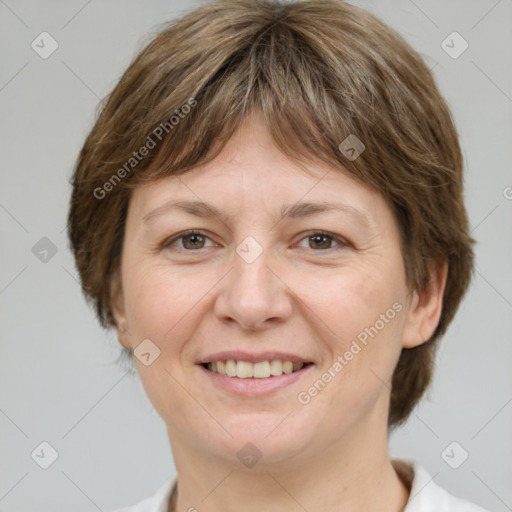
[205,412,317,468]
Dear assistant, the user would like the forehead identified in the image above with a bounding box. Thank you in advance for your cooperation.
[128,112,389,228]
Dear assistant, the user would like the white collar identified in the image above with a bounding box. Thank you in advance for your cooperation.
[396,459,490,512]
[113,459,489,511]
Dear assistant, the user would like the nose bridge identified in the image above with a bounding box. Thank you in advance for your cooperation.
[215,234,292,329]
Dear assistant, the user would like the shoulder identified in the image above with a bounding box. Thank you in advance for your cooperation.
[107,476,176,512]
[393,459,491,512]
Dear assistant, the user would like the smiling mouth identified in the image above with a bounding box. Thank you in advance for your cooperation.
[201,360,313,379]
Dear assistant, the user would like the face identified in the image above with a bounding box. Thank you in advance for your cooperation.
[112,111,445,469]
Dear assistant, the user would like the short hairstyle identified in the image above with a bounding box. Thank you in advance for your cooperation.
[67,0,475,429]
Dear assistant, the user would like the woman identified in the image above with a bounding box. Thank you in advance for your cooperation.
[67,0,489,510]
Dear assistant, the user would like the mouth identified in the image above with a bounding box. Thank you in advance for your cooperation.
[197,357,314,397]
[201,360,314,379]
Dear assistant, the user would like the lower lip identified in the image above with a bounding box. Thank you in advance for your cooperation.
[198,364,314,397]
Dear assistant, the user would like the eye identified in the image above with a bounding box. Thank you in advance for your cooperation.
[163,230,215,251]
[296,231,348,251]
[162,229,349,253]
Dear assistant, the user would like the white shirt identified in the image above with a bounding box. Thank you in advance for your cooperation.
[108,459,491,512]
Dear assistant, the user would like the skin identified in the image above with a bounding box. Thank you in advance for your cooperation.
[112,110,448,512]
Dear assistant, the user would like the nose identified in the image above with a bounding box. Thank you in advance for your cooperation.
[213,247,293,330]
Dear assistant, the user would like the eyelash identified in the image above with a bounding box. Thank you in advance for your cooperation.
[161,229,350,253]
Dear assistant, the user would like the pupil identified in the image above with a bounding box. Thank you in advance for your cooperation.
[186,234,203,249]
[311,235,330,249]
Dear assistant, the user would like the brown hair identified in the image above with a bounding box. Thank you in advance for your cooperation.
[67,0,475,429]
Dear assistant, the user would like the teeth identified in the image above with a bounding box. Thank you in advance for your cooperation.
[236,360,253,378]
[206,359,305,378]
[270,360,283,376]
[282,361,293,374]
[225,360,237,377]
[217,360,226,375]
[253,361,271,378]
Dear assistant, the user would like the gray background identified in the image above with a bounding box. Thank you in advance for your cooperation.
[1,0,511,510]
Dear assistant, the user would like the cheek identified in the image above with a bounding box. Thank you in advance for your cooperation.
[123,261,224,355]
[123,263,189,340]
[287,270,406,447]
[297,262,406,393]
[298,264,400,346]
[120,263,211,420]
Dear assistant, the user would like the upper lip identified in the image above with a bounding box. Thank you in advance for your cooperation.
[197,351,312,364]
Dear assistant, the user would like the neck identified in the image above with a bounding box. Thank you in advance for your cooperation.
[167,410,410,512]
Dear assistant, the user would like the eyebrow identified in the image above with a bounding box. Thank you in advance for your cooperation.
[142,199,372,228]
